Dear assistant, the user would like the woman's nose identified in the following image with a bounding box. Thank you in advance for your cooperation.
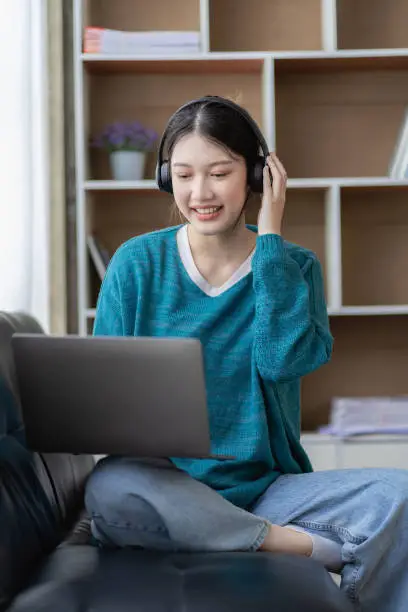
[191,176,212,201]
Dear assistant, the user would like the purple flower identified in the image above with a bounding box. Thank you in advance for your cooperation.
[91,121,158,153]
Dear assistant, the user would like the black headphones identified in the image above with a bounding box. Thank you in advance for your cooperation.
[155,95,270,195]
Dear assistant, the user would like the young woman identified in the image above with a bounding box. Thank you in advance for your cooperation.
[85,96,408,611]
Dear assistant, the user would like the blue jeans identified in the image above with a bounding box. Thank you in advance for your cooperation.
[85,456,408,611]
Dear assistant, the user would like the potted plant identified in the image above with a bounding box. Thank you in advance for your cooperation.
[92,121,158,181]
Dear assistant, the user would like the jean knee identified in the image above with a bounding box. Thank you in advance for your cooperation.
[85,460,167,534]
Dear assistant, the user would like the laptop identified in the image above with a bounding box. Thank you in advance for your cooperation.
[11,333,227,459]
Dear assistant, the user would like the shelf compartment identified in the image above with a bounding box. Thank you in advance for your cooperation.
[246,187,328,288]
[86,190,174,308]
[337,0,408,51]
[209,0,323,52]
[84,0,200,33]
[86,69,263,181]
[301,315,408,430]
[87,191,174,256]
[341,185,408,307]
[275,61,408,178]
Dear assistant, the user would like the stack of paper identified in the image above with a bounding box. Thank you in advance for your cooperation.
[84,27,201,55]
[320,396,408,437]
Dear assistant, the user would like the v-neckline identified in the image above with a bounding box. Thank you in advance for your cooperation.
[176,225,254,298]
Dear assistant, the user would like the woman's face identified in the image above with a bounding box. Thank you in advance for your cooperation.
[170,133,248,235]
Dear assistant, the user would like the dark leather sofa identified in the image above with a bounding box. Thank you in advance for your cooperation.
[0,310,352,611]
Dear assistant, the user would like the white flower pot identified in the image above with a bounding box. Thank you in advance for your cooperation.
[110,150,146,181]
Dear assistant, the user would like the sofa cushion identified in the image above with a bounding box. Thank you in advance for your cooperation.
[8,547,352,612]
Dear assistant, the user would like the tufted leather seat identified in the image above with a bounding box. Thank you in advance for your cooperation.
[0,311,352,612]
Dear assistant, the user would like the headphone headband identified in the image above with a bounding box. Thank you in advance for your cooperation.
[156,95,270,194]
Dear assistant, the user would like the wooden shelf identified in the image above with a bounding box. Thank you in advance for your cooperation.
[333,178,408,188]
[84,177,408,191]
[329,306,408,317]
[82,51,408,76]
[84,180,158,192]
[82,56,264,75]
[74,0,408,440]
[209,0,323,53]
[337,0,408,50]
[341,186,408,306]
[88,300,408,320]
[301,315,408,430]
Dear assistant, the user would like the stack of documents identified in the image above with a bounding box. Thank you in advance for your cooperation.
[320,396,408,436]
[84,27,201,55]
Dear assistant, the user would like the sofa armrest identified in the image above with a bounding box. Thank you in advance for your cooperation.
[0,311,96,610]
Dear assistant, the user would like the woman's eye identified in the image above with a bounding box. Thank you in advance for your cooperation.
[177,174,191,180]
[212,173,227,178]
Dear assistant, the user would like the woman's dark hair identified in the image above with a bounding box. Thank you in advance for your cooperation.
[164,97,260,176]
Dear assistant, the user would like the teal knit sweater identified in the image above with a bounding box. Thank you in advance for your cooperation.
[93,225,333,509]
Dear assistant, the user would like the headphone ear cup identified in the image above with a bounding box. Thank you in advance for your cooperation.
[157,161,173,194]
[249,156,267,193]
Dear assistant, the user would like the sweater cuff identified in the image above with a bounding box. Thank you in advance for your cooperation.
[255,233,286,261]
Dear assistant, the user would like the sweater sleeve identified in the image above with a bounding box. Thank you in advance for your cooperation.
[252,233,333,382]
[93,255,125,337]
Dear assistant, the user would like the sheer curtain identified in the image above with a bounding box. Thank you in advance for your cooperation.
[0,0,50,331]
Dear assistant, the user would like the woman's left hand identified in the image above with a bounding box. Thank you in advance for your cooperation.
[257,152,287,236]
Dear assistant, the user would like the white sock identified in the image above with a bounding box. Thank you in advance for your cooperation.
[284,525,343,572]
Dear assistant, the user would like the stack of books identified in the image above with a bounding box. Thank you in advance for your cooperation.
[389,108,408,179]
[84,27,201,55]
[320,396,408,437]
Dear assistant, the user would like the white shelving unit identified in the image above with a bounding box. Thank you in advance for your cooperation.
[73,0,408,436]
[301,433,408,472]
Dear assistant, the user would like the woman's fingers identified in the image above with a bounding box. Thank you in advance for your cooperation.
[263,163,273,192]
[266,153,286,199]
[269,152,287,181]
